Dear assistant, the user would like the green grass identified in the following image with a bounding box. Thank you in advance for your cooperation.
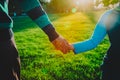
[13,10,110,80]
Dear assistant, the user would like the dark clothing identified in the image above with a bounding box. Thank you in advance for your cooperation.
[0,29,20,80]
[101,9,120,80]
[0,0,59,42]
[0,0,59,79]
[73,8,120,79]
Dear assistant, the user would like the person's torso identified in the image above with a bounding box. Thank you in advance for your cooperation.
[104,9,120,61]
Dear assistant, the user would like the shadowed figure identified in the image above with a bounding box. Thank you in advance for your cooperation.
[72,6,120,80]
[0,0,73,79]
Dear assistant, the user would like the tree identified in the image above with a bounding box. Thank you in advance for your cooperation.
[95,0,102,6]
[102,0,119,6]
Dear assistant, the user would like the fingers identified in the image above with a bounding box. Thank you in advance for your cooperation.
[51,36,74,54]
[60,40,72,54]
[68,44,74,50]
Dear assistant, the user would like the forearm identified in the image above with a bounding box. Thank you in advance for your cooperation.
[26,6,59,41]
[16,0,59,41]
[73,17,107,54]
[42,24,59,42]
[73,39,97,54]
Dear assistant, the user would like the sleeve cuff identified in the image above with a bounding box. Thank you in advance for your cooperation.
[42,24,59,42]
[72,43,80,54]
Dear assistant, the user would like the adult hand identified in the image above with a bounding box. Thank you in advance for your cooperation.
[51,36,74,54]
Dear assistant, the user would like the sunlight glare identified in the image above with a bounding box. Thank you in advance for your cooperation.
[47,0,51,3]
[76,1,80,5]
[44,0,51,3]
[75,0,92,6]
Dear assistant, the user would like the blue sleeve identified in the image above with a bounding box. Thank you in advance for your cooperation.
[73,11,112,54]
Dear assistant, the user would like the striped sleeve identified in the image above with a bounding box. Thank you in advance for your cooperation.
[16,0,59,41]
[0,1,13,28]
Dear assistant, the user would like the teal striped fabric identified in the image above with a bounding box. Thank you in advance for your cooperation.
[0,0,51,29]
[0,1,8,14]
[0,0,59,41]
[16,0,40,12]
[34,14,51,28]
[0,22,13,28]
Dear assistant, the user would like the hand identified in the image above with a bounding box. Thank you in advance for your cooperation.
[51,36,74,54]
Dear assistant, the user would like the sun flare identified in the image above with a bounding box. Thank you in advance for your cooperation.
[75,0,93,6]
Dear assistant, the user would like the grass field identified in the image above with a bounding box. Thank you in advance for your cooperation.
[13,10,110,80]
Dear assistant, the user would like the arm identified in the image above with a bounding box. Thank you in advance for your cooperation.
[73,12,110,54]
[15,0,58,41]
[15,0,73,53]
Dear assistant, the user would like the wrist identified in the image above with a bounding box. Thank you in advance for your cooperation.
[42,24,59,42]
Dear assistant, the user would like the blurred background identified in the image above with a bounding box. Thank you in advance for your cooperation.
[9,0,119,16]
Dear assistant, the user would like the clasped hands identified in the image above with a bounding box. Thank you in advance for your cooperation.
[51,36,74,54]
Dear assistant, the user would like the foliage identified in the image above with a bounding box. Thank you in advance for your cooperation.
[12,10,109,80]
[102,0,119,6]
[95,0,102,6]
